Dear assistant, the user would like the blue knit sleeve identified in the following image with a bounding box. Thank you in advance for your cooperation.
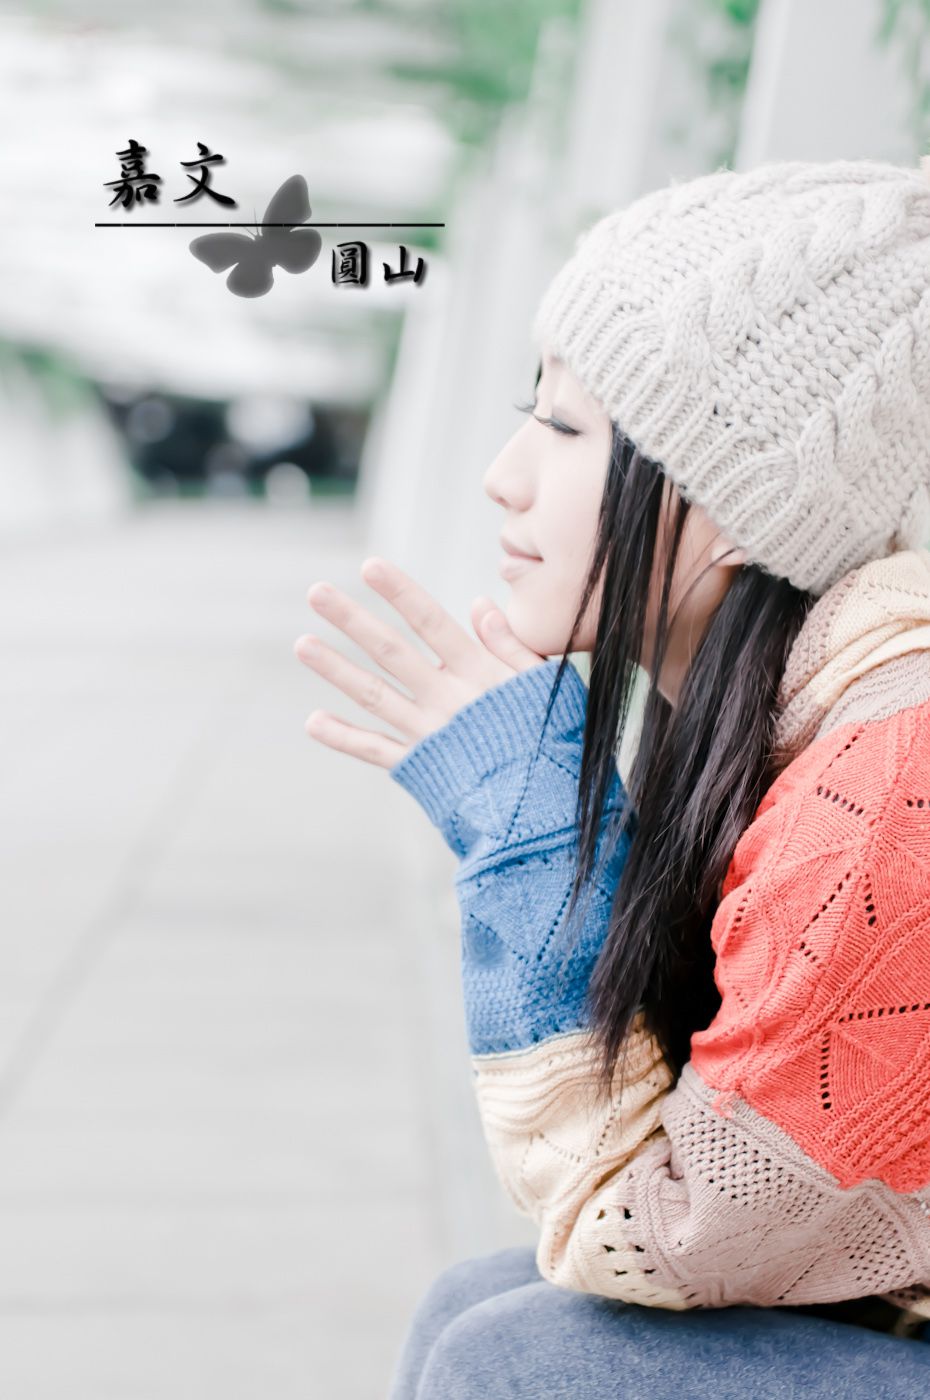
[389,659,635,1055]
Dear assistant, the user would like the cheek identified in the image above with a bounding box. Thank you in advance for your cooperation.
[538,464,603,579]
[502,557,600,657]
[501,468,605,650]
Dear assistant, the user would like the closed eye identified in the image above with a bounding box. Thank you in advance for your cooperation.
[513,399,579,436]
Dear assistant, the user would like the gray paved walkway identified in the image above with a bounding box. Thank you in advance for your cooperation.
[0,498,532,1400]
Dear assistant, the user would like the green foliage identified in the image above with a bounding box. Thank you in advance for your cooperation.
[876,0,930,155]
[702,0,761,147]
[0,340,95,422]
[669,0,762,170]
[357,0,583,146]
[718,0,760,23]
[878,0,930,44]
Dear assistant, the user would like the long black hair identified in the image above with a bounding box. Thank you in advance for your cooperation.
[528,388,817,1112]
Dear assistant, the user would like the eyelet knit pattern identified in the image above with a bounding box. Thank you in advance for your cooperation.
[531,159,930,596]
[390,549,930,1328]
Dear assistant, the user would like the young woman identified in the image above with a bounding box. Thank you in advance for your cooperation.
[295,157,930,1396]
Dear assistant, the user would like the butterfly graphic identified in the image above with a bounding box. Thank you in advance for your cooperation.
[189,175,322,297]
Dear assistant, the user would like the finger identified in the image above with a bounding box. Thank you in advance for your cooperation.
[306,580,443,697]
[294,634,424,741]
[304,709,408,769]
[470,596,547,673]
[360,557,480,674]
[469,595,498,636]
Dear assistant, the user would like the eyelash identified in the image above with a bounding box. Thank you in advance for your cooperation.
[512,399,579,436]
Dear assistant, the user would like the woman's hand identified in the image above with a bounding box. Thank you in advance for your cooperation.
[294,556,547,768]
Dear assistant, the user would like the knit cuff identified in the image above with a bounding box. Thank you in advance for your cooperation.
[389,658,588,831]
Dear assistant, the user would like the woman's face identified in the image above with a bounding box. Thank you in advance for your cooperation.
[482,351,611,658]
[483,351,746,700]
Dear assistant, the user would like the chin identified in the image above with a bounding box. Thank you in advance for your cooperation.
[503,599,572,660]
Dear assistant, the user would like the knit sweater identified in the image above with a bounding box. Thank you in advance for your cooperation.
[389,548,930,1335]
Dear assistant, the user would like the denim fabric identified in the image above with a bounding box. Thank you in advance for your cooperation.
[387,1247,930,1400]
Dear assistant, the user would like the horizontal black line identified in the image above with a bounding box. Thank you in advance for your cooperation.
[94,221,445,228]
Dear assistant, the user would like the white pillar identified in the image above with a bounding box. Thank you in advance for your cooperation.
[736,0,915,167]
[0,358,132,535]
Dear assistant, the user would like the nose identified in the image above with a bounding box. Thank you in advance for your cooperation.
[482,430,534,511]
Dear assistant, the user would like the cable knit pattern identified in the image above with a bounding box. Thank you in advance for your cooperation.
[531,159,930,595]
[390,550,930,1335]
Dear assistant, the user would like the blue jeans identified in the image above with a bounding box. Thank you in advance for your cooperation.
[386,1246,930,1399]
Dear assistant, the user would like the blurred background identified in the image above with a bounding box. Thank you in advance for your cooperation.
[1,0,927,1395]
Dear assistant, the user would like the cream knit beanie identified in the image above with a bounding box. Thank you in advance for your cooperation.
[531,158,930,596]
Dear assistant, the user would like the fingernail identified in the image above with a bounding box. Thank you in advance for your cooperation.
[487,611,505,631]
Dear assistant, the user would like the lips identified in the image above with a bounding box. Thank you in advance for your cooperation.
[500,535,542,560]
